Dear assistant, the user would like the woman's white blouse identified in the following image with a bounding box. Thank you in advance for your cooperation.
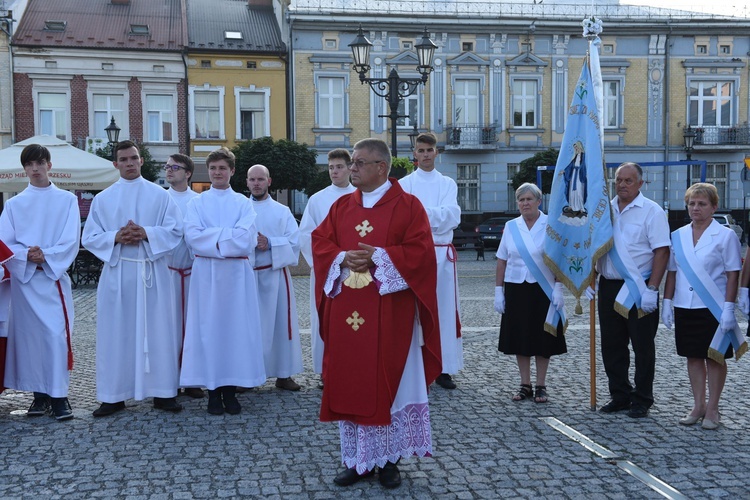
[495,212,547,284]
[668,219,741,309]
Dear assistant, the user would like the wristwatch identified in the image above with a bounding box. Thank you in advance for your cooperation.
[647,285,658,291]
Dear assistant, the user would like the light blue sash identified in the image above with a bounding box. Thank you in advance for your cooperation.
[672,228,746,363]
[507,220,567,333]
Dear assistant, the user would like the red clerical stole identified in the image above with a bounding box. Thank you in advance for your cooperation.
[312,179,441,426]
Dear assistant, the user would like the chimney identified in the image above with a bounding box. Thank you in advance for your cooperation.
[112,0,130,5]
[248,0,272,6]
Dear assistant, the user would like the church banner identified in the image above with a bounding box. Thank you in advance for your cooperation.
[543,42,613,301]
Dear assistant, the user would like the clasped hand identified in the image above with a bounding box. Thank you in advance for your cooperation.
[343,243,376,273]
[27,245,45,264]
[115,220,147,246]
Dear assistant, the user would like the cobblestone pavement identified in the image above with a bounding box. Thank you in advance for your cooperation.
[1,250,749,498]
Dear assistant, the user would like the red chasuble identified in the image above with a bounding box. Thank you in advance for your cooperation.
[312,179,441,426]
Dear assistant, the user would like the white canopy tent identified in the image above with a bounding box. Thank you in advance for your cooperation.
[0,135,119,192]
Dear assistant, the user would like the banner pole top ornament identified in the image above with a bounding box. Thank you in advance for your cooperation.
[582,16,603,40]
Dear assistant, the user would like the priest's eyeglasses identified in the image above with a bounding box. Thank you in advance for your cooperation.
[163,164,185,172]
[349,159,382,169]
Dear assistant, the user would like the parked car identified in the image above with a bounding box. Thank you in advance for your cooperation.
[713,213,743,241]
[476,217,514,248]
[452,222,479,249]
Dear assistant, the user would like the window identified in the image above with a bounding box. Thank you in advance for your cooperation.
[396,93,419,128]
[691,163,727,209]
[317,77,345,128]
[512,79,537,128]
[603,44,614,54]
[720,45,730,54]
[44,20,66,31]
[201,60,211,68]
[247,61,257,69]
[39,93,67,140]
[689,80,733,127]
[453,79,480,125]
[457,164,480,212]
[462,42,474,52]
[238,92,266,140]
[129,24,149,36]
[193,91,221,139]
[93,94,125,138]
[225,31,242,40]
[146,95,173,142]
[603,80,621,128]
[697,45,707,54]
[402,41,413,50]
[507,163,519,211]
[324,39,337,49]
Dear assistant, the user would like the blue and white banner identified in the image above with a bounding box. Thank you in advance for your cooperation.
[543,45,613,298]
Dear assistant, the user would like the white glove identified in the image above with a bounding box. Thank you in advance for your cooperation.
[738,287,750,316]
[720,302,736,331]
[552,282,565,311]
[641,288,658,314]
[494,286,505,314]
[661,298,673,329]
[584,284,596,301]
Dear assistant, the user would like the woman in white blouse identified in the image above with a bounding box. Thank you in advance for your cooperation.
[494,183,566,403]
[662,183,741,430]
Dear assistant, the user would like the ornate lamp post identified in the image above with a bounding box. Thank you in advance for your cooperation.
[408,123,420,163]
[683,125,696,190]
[104,117,121,161]
[349,25,436,157]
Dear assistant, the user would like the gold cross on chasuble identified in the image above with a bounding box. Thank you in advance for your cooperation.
[355,220,374,237]
[346,311,365,331]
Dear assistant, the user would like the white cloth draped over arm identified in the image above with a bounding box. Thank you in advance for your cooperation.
[268,210,300,270]
[298,206,316,267]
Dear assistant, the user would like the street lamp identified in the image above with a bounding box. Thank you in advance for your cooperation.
[104,117,121,161]
[683,125,696,190]
[349,25,436,157]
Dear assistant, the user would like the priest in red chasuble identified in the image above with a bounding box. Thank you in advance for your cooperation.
[312,138,441,490]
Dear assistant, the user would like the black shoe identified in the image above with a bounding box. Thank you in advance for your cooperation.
[435,373,457,390]
[182,388,205,399]
[379,462,402,489]
[153,397,183,412]
[221,386,241,415]
[27,394,51,416]
[50,397,73,421]
[92,401,125,417]
[627,404,649,419]
[333,467,374,486]
[207,390,224,415]
[599,399,630,413]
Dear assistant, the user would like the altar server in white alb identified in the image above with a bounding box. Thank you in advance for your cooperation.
[180,148,266,415]
[247,164,303,391]
[299,148,355,380]
[0,144,79,421]
[82,140,184,417]
[399,132,463,389]
[164,153,202,399]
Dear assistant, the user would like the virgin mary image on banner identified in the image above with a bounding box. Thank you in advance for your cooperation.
[562,141,587,222]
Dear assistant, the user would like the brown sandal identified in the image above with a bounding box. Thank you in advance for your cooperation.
[512,384,533,401]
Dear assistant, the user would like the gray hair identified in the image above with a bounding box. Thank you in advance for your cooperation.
[515,182,542,201]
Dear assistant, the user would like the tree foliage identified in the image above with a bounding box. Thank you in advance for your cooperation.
[512,148,560,194]
[95,143,160,182]
[230,136,318,194]
[304,168,331,198]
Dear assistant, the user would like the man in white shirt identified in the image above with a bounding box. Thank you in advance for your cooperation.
[400,132,463,389]
[299,149,356,382]
[0,144,79,421]
[592,162,670,418]
[82,140,184,417]
[164,153,202,399]
[247,165,303,391]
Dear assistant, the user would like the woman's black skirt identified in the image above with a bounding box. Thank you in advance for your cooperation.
[498,281,567,358]
[675,307,732,359]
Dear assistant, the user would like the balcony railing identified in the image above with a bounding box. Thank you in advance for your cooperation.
[688,125,750,146]
[446,124,498,149]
